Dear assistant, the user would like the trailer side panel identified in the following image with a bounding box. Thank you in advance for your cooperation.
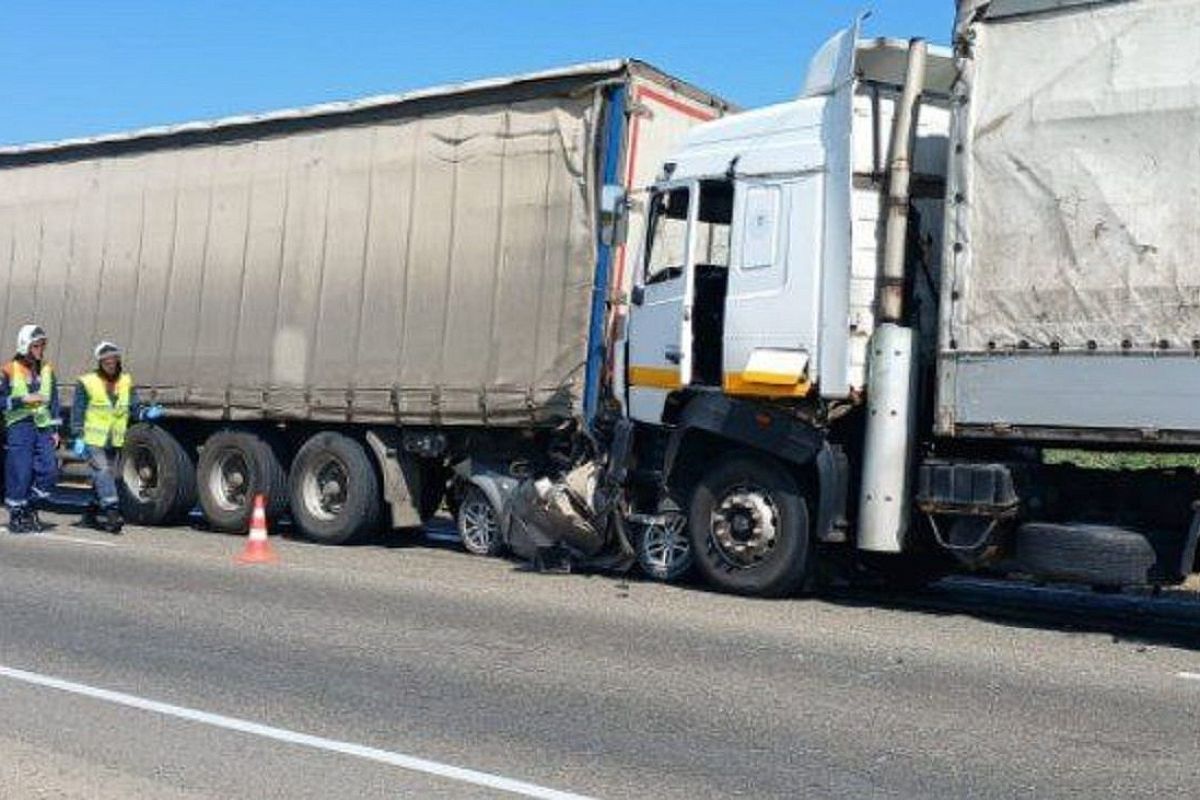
[0,91,601,426]
[939,0,1200,442]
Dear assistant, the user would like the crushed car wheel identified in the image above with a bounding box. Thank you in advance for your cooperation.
[631,501,692,581]
[456,485,503,556]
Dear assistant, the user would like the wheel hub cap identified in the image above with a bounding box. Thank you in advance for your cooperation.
[711,489,777,566]
[209,451,250,512]
[302,457,348,521]
[124,447,160,500]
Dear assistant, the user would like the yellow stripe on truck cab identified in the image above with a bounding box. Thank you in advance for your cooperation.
[723,371,812,398]
[627,366,682,390]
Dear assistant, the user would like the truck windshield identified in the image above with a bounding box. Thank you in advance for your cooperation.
[644,187,690,285]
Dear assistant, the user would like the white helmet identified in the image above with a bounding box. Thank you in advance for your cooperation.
[94,340,122,361]
[16,324,47,356]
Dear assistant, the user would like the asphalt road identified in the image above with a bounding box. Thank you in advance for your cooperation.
[0,513,1198,799]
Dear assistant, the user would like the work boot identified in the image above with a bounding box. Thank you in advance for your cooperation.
[103,507,124,535]
[6,508,34,534]
[28,508,48,533]
[80,507,100,530]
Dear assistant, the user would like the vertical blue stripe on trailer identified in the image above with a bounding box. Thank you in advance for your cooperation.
[583,83,627,425]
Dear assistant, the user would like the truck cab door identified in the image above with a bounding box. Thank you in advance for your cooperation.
[625,183,696,423]
[720,177,817,397]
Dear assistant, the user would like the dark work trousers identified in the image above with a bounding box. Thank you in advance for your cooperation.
[5,421,58,509]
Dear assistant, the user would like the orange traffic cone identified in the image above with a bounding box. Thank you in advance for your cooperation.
[235,494,278,565]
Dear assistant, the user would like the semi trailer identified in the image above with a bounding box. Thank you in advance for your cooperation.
[519,0,1200,596]
[0,60,731,542]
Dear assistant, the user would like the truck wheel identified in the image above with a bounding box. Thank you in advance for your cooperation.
[288,432,381,545]
[196,431,287,532]
[688,453,813,598]
[632,501,692,581]
[119,424,197,526]
[456,485,503,556]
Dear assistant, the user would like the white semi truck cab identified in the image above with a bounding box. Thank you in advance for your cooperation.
[611,29,955,595]
[610,1,1200,596]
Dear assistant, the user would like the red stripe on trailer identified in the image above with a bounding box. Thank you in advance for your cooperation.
[608,86,718,387]
[637,86,717,122]
[612,86,717,305]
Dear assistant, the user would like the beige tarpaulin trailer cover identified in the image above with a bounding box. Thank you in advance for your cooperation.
[946,0,1200,351]
[938,0,1200,441]
[0,61,729,426]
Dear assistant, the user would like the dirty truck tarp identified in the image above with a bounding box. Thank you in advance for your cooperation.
[0,84,601,426]
[947,0,1200,352]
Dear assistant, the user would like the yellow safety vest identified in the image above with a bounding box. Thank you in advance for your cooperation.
[79,372,133,448]
[5,361,55,429]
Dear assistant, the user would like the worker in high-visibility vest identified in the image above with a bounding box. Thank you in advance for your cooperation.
[68,341,163,533]
[0,324,62,533]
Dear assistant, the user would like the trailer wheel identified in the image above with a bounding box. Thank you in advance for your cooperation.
[632,500,692,582]
[119,424,197,526]
[196,431,288,532]
[288,432,381,545]
[456,485,503,556]
[688,453,813,598]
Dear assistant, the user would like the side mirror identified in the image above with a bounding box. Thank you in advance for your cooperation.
[600,184,628,247]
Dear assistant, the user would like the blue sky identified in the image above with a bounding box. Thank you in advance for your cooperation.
[1,1,953,146]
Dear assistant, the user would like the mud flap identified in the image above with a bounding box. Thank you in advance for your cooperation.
[365,429,423,529]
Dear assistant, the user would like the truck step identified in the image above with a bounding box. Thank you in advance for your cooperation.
[1014,523,1156,588]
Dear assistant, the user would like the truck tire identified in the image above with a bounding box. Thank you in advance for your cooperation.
[196,430,287,532]
[456,485,503,556]
[288,432,381,545]
[119,424,197,526]
[1015,522,1156,588]
[688,453,813,598]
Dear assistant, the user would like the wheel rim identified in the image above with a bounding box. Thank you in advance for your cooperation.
[208,449,250,513]
[459,494,498,553]
[709,484,779,568]
[639,510,689,575]
[121,445,159,501]
[301,455,348,522]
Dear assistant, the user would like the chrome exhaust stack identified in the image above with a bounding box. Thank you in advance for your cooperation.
[857,38,927,553]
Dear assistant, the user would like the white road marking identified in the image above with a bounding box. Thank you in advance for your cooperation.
[1178,672,1200,682]
[37,533,119,548]
[0,664,593,800]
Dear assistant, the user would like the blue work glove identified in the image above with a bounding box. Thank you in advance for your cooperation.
[71,438,87,458]
[142,404,165,421]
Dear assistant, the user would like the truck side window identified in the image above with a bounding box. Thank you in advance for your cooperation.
[644,187,690,285]
[695,180,733,270]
